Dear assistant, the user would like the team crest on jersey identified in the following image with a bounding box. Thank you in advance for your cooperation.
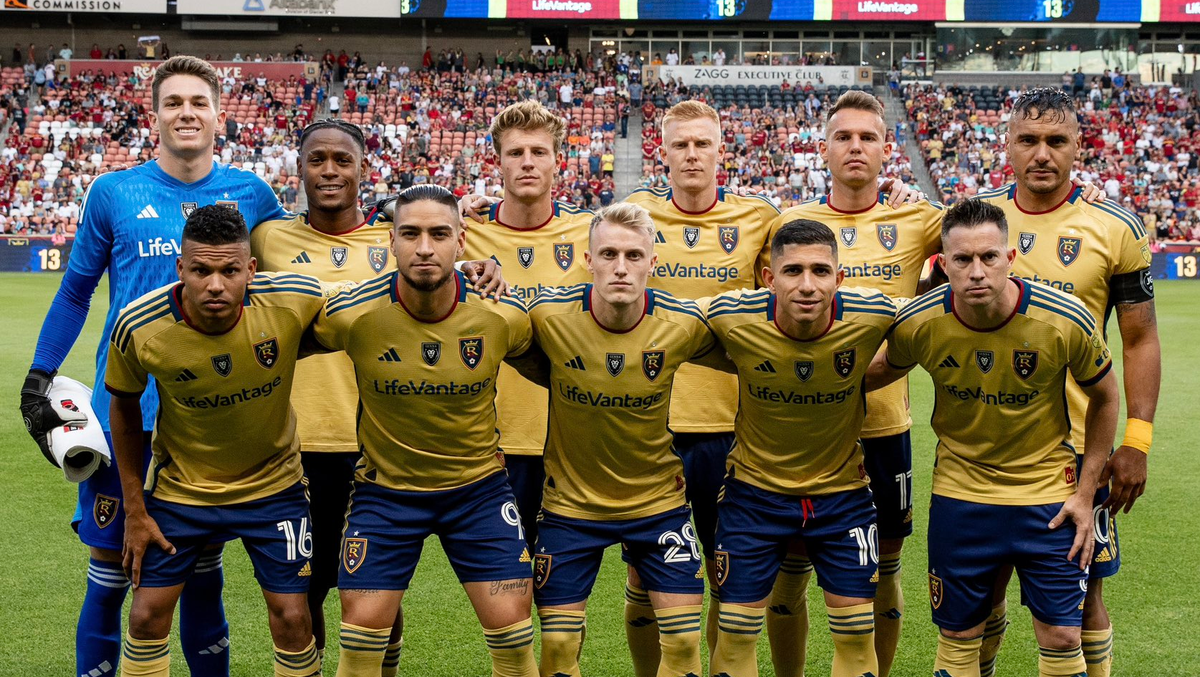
[714,551,729,587]
[94,494,119,529]
[719,226,739,253]
[1018,232,1037,255]
[517,247,534,269]
[606,352,625,377]
[533,554,552,589]
[554,243,574,271]
[342,538,367,574]
[211,354,233,377]
[840,227,858,248]
[1057,237,1082,267]
[1012,350,1038,380]
[794,360,814,382]
[331,246,348,269]
[421,342,441,366]
[683,227,700,249]
[877,224,898,251]
[459,337,484,370]
[181,202,198,218]
[974,350,995,374]
[929,574,944,609]
[368,247,389,273]
[833,349,856,378]
[642,350,664,381]
[254,338,279,369]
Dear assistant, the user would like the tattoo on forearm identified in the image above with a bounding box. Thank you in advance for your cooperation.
[489,579,530,596]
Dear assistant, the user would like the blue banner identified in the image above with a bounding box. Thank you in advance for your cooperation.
[1,237,74,272]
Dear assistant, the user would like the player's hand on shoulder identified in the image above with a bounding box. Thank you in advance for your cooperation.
[20,369,87,468]
[1099,446,1148,514]
[123,510,175,589]
[460,193,497,225]
[1074,178,1106,204]
[880,178,925,207]
[461,258,509,300]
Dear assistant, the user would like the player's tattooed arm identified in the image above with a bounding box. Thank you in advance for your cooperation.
[1101,299,1160,514]
[1056,368,1120,569]
[506,344,551,388]
[865,348,912,392]
[110,393,175,587]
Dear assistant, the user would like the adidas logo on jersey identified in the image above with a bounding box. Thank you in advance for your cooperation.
[378,348,402,362]
[754,360,776,373]
[939,355,960,368]
[564,355,586,370]
[136,205,160,219]
[291,251,312,264]
[654,231,666,244]
[298,561,311,577]
[174,369,198,382]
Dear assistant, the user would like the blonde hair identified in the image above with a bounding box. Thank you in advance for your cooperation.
[152,55,221,111]
[489,100,567,155]
[589,202,656,247]
[826,90,885,124]
[662,100,720,129]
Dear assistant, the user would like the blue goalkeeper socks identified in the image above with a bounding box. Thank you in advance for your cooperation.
[179,549,231,676]
[77,558,129,677]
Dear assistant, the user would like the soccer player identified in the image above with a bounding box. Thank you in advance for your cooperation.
[705,219,896,677]
[764,90,944,677]
[974,88,1159,677]
[106,205,325,676]
[528,202,718,677]
[310,185,539,677]
[20,55,287,677]
[872,198,1120,677]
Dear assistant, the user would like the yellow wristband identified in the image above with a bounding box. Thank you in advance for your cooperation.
[1121,418,1153,454]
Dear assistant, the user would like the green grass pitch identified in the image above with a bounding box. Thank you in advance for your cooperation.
[1,273,1198,675]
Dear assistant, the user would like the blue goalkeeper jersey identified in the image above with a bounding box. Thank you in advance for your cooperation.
[31,159,288,431]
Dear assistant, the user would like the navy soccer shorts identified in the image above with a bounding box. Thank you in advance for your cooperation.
[503,453,545,548]
[862,431,915,539]
[674,431,735,558]
[300,451,359,596]
[72,432,152,550]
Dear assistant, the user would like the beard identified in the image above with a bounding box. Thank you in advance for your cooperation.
[400,264,454,293]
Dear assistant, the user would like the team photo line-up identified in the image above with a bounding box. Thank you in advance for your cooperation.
[18,54,1158,677]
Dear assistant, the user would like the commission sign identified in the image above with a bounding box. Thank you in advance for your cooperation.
[175,0,401,16]
[655,65,870,87]
[2,0,165,11]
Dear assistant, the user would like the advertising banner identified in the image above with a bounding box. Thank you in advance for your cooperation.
[1,0,165,12]
[175,0,401,17]
[655,64,871,88]
[62,59,314,81]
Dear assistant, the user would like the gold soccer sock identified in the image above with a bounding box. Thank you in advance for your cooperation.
[874,552,903,677]
[121,633,170,676]
[827,603,878,677]
[1038,645,1086,677]
[978,602,1008,677]
[626,582,661,677]
[766,555,812,677]
[1081,626,1113,677]
[655,604,703,677]
[934,634,982,677]
[381,637,404,677]
[483,618,537,677]
[538,610,586,677]
[709,604,765,677]
[334,623,390,677]
[275,637,321,677]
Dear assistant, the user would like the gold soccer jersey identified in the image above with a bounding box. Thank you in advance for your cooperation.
[771,194,943,438]
[978,183,1151,451]
[251,210,394,452]
[461,201,594,456]
[886,279,1113,506]
[311,270,533,492]
[104,272,327,506]
[705,286,896,496]
[624,187,780,434]
[529,284,716,520]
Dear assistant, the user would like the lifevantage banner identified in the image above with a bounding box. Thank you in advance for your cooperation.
[653,64,872,87]
[175,0,402,16]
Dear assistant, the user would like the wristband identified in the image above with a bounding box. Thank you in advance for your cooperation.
[1121,418,1153,454]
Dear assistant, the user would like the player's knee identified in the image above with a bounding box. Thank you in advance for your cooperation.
[627,565,644,588]
[939,626,984,641]
[878,537,905,555]
[89,546,122,563]
[267,598,313,643]
[1038,625,1081,651]
[128,599,172,639]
